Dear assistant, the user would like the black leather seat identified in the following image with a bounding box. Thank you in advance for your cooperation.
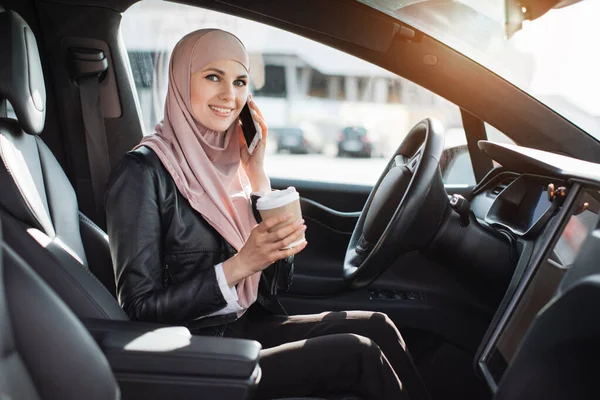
[0,9,124,321]
[0,222,120,400]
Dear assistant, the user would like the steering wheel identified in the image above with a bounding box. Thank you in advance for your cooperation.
[344,118,448,288]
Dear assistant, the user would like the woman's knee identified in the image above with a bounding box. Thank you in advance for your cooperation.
[320,311,406,350]
[353,312,404,343]
[367,312,407,352]
[337,333,384,362]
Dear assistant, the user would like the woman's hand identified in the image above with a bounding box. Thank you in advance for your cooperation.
[222,213,307,287]
[239,94,270,192]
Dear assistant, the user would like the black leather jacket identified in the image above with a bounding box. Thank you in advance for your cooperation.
[105,146,292,334]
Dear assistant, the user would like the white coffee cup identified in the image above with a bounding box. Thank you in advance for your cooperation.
[256,187,305,249]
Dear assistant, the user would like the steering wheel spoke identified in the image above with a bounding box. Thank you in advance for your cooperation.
[355,234,374,255]
[406,151,421,173]
[390,155,408,171]
[391,145,423,174]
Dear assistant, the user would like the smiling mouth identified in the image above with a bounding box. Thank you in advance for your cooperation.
[209,105,234,117]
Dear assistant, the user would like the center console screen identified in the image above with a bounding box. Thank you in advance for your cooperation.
[483,188,599,385]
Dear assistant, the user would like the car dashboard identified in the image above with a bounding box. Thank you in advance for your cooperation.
[468,141,600,396]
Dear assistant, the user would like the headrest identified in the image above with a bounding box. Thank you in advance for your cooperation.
[0,10,46,135]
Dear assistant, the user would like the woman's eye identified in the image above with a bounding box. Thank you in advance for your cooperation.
[205,74,219,82]
[234,79,247,87]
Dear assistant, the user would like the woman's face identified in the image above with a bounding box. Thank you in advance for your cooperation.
[190,59,249,132]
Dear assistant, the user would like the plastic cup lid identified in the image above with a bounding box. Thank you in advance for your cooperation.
[256,187,299,210]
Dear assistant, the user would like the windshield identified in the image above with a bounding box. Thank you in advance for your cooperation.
[358,0,600,141]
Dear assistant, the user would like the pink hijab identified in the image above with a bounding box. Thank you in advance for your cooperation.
[134,29,260,311]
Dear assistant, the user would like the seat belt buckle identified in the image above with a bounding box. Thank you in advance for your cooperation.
[68,47,108,83]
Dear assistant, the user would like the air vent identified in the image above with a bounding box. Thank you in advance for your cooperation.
[491,177,515,195]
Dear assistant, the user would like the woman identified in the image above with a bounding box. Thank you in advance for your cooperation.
[105,29,429,400]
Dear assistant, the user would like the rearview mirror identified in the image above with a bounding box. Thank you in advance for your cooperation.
[505,0,582,38]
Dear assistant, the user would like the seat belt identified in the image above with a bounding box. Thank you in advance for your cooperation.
[69,48,110,224]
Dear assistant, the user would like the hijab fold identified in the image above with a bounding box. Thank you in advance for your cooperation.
[134,29,260,311]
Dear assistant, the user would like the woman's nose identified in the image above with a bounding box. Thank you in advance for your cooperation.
[219,84,235,101]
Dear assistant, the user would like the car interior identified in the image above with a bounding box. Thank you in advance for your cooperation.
[1,0,599,400]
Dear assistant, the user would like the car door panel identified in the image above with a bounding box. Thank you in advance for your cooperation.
[272,177,495,348]
[272,177,476,294]
[280,251,493,352]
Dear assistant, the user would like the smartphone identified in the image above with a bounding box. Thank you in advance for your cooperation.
[239,101,262,155]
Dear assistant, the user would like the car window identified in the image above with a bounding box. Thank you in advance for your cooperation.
[485,123,516,145]
[121,0,475,186]
[6,101,15,119]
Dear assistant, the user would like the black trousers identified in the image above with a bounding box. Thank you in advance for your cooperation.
[224,306,430,400]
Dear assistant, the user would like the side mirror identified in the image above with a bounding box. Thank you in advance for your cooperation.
[439,144,476,186]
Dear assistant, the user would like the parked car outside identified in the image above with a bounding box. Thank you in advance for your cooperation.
[337,126,384,158]
[273,125,325,154]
